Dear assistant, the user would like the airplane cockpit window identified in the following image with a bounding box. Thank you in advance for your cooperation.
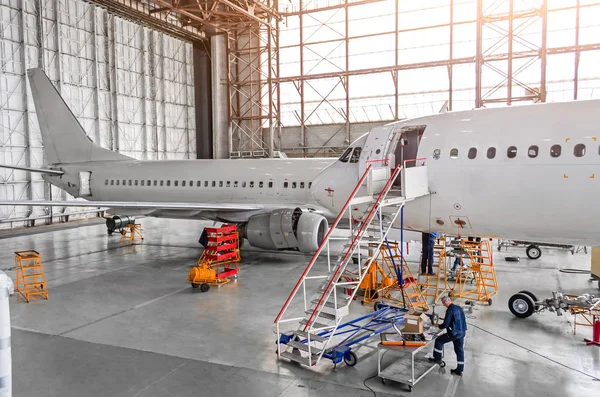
[550,144,562,158]
[349,147,362,163]
[450,148,458,159]
[339,147,352,163]
[507,146,517,159]
[528,145,538,158]
[468,148,477,159]
[574,144,586,157]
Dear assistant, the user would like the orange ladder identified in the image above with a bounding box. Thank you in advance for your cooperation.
[14,250,48,302]
[418,236,451,304]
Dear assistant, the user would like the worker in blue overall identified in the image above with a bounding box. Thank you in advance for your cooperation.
[430,296,467,376]
[420,232,438,275]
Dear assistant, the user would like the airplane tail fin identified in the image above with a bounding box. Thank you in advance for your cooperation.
[27,68,130,165]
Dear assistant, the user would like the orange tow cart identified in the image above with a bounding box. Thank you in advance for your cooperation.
[187,225,240,292]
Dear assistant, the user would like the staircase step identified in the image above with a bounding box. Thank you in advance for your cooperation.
[306,310,337,321]
[311,299,343,309]
[350,196,376,205]
[411,301,428,308]
[300,319,334,330]
[286,340,323,354]
[293,330,327,342]
[280,350,317,366]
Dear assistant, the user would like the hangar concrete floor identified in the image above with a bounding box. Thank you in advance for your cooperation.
[2,218,599,397]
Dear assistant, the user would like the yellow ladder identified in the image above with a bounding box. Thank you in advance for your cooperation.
[120,223,144,244]
[452,239,498,305]
[377,242,429,312]
[15,250,49,302]
[418,237,451,304]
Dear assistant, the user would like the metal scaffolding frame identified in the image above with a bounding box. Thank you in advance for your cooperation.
[275,0,600,156]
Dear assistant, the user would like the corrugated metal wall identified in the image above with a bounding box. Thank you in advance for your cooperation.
[0,0,196,227]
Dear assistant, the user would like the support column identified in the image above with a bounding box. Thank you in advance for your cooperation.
[193,40,213,159]
[211,33,229,159]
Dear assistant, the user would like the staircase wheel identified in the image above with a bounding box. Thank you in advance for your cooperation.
[344,351,358,367]
[373,301,384,311]
[200,283,210,292]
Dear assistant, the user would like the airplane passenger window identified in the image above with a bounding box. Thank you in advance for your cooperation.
[154,180,157,186]
[268,181,273,188]
[105,179,109,185]
[219,181,223,187]
[226,181,230,187]
[204,181,208,187]
[349,147,362,163]
[292,182,297,188]
[259,181,263,188]
[284,181,288,188]
[160,180,164,186]
[116,180,120,186]
[507,146,517,159]
[300,182,305,188]
[528,145,538,158]
[574,144,586,157]
[109,180,113,186]
[182,181,186,187]
[212,181,216,187]
[167,180,171,186]
[197,181,201,187]
[450,148,458,159]
[148,180,151,186]
[339,147,352,163]
[242,181,246,188]
[190,180,193,186]
[141,180,145,186]
[234,181,238,187]
[135,180,139,186]
[250,181,254,188]
[550,144,561,158]
[468,148,477,159]
[174,181,179,186]
[309,182,312,188]
[128,180,132,186]
[486,147,496,159]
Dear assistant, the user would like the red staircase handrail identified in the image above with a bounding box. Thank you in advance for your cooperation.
[273,164,374,323]
[302,164,402,331]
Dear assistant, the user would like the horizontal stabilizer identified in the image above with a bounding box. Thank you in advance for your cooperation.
[0,200,263,212]
[0,164,64,175]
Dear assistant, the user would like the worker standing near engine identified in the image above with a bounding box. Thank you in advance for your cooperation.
[430,296,467,376]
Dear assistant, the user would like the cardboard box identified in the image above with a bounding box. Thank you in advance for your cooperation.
[403,311,428,334]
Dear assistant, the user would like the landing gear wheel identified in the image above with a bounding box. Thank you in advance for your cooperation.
[518,290,540,310]
[343,351,358,367]
[508,292,535,318]
[526,245,542,260]
[200,283,210,292]
[191,283,199,289]
[488,298,493,306]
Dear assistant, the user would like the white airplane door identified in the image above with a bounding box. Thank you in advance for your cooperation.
[358,125,400,192]
[78,171,92,196]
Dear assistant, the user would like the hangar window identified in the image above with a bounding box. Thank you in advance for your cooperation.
[128,180,132,186]
[550,144,562,158]
[259,181,263,188]
[507,146,517,159]
[160,180,164,186]
[250,181,254,188]
[574,144,586,157]
[300,182,305,188]
[116,180,120,186]
[486,147,496,159]
[234,181,238,187]
[450,148,458,159]
[219,181,223,187]
[284,181,288,188]
[141,180,144,186]
[528,145,538,158]
[339,147,352,163]
[268,181,273,188]
[167,180,171,186]
[242,181,246,188]
[226,181,230,187]
[212,181,216,187]
[174,180,179,186]
[182,181,186,187]
[292,182,297,188]
[468,148,477,159]
[350,147,362,163]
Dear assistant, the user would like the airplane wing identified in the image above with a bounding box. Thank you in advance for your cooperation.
[0,200,263,211]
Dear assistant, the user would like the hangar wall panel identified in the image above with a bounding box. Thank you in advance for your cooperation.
[0,0,195,228]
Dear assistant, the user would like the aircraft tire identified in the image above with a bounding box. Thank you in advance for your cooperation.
[526,245,542,260]
[508,293,535,318]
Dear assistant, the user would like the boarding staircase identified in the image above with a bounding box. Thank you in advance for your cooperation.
[417,236,451,304]
[274,162,429,367]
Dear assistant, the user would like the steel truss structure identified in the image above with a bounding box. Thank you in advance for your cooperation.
[276,0,600,156]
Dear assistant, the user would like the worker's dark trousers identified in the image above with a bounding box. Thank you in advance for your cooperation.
[420,233,434,274]
[433,333,465,372]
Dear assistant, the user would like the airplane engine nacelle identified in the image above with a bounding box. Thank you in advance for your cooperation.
[242,208,328,252]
